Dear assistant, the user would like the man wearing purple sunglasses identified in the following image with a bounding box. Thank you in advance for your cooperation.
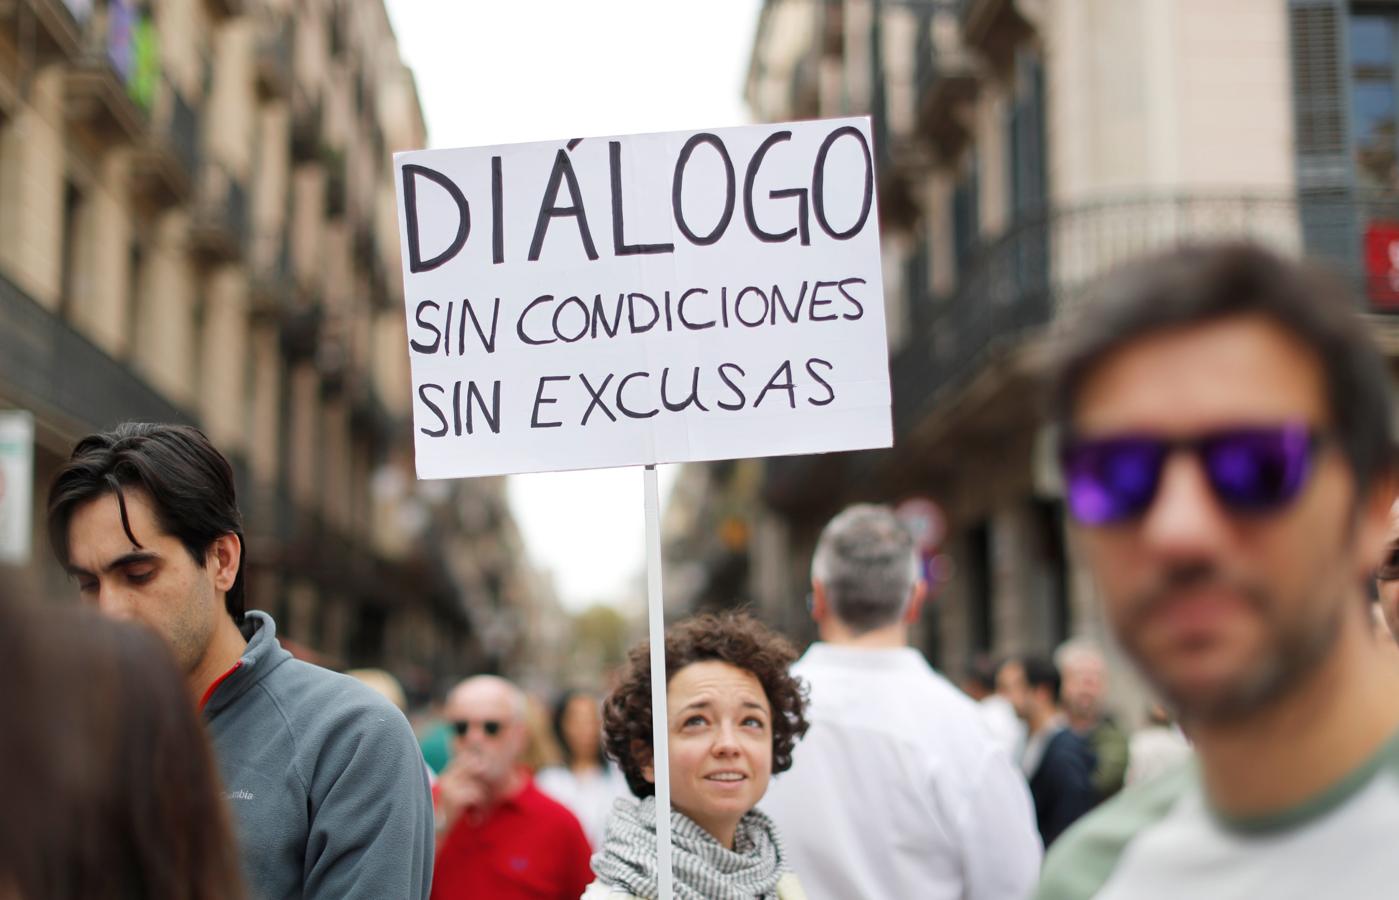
[1037,243,1399,899]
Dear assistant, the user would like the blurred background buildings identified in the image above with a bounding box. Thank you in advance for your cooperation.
[0,0,567,700]
[5,0,1399,710]
[664,0,1399,718]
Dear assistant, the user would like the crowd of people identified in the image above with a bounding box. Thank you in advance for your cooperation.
[5,240,1399,898]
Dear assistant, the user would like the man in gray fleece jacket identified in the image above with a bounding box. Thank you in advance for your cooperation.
[48,423,433,899]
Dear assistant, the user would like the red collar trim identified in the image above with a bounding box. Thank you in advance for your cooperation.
[199,660,244,711]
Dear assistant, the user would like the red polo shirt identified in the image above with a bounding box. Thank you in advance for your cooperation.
[431,773,593,900]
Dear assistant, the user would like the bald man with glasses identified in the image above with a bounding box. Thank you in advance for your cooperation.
[431,676,593,900]
[1037,243,1399,898]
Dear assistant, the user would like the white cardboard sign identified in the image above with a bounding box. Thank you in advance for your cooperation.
[394,117,892,479]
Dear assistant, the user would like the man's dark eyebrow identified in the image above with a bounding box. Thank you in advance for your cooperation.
[66,550,162,579]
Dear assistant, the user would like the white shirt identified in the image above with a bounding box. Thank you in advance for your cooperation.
[762,644,1043,900]
[1040,728,1399,898]
[534,762,627,849]
[979,693,1027,762]
[1124,725,1192,787]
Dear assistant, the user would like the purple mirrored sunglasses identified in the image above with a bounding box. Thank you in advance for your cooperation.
[1060,423,1323,526]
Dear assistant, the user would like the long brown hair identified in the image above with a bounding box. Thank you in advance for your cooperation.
[0,599,245,899]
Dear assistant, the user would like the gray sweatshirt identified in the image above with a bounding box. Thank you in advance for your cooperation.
[204,611,433,899]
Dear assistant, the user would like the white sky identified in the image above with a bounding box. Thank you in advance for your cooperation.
[384,0,763,612]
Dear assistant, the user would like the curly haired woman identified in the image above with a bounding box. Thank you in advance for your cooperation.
[582,611,810,900]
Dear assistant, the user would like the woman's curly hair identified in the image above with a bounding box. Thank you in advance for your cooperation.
[603,611,809,798]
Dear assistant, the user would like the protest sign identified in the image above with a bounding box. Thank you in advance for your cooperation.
[394,117,892,479]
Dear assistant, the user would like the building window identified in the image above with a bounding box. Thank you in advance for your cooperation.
[952,155,979,278]
[58,180,85,320]
[124,241,143,358]
[1350,10,1399,193]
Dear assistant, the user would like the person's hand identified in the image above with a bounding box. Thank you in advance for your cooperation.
[436,754,491,828]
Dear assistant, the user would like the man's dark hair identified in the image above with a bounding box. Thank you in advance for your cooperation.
[47,423,247,624]
[964,653,1000,694]
[1050,242,1396,496]
[1022,655,1062,705]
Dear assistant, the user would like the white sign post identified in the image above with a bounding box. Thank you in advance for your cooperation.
[395,118,892,898]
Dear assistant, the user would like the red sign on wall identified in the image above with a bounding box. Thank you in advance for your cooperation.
[1365,221,1399,309]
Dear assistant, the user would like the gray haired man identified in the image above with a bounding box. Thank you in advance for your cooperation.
[762,504,1042,900]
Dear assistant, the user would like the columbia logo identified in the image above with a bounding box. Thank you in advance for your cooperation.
[223,789,255,801]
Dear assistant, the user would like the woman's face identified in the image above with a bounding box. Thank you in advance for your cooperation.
[649,660,773,848]
[561,693,601,761]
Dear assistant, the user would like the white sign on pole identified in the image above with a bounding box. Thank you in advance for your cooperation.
[394,117,892,480]
[0,410,35,565]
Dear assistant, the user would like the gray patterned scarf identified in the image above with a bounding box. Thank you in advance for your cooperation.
[591,796,788,900]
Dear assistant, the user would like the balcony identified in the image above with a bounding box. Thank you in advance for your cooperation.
[290,88,321,163]
[914,8,979,161]
[64,52,145,146]
[130,80,201,205]
[201,0,243,22]
[249,232,293,319]
[762,193,1399,511]
[0,0,84,68]
[190,160,249,262]
[254,16,292,100]
[959,0,1036,69]
[0,269,193,432]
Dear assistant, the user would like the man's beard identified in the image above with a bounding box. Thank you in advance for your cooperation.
[1118,561,1342,724]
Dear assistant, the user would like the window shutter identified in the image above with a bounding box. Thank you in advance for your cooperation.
[1289,0,1356,271]
[1290,0,1349,189]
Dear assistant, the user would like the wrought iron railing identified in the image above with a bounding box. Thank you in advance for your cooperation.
[0,270,192,431]
[167,82,200,178]
[767,191,1399,504]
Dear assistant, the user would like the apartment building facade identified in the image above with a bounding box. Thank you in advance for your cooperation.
[0,0,539,690]
[733,0,1399,692]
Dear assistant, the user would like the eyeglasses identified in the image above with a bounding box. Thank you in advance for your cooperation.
[1377,545,1399,582]
[1060,423,1322,526]
[450,719,504,738]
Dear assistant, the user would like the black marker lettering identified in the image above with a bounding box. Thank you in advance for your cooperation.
[491,156,504,264]
[402,164,470,273]
[553,295,591,343]
[813,126,874,240]
[463,380,502,433]
[677,288,714,330]
[717,363,747,411]
[531,375,569,428]
[837,277,866,321]
[628,293,660,334]
[772,281,807,324]
[579,373,617,425]
[528,148,599,261]
[672,133,736,245]
[591,293,624,339]
[517,295,556,346]
[754,360,797,409]
[805,358,835,406]
[418,383,448,436]
[744,131,807,244]
[617,371,658,418]
[410,300,442,354]
[808,281,838,321]
[660,367,710,413]
[734,286,769,328]
[610,141,675,257]
[463,297,500,353]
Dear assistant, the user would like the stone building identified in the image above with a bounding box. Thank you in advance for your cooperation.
[0,0,536,688]
[725,0,1399,706]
